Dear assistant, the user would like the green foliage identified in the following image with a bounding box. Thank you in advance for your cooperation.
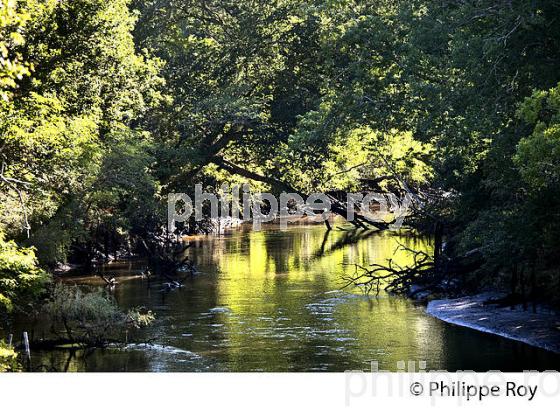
[0,340,19,372]
[284,125,433,192]
[45,284,155,344]
[0,0,164,265]
[515,84,560,191]
[0,231,49,315]
[0,0,34,101]
[456,82,560,299]
[130,0,435,201]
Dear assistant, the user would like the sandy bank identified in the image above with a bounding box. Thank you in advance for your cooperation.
[426,293,560,353]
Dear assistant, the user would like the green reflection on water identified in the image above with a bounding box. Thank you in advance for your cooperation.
[203,227,435,371]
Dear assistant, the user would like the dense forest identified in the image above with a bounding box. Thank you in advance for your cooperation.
[1,0,560,368]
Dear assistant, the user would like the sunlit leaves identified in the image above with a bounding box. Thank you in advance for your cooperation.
[515,83,560,192]
[0,0,33,101]
[0,231,49,314]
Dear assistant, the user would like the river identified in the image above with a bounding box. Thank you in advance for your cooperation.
[27,225,560,371]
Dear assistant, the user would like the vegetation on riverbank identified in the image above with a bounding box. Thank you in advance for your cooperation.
[43,284,155,347]
[1,0,560,368]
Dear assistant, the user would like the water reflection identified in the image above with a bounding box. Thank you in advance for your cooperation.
[25,225,560,371]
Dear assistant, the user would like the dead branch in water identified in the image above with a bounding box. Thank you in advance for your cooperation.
[341,243,436,295]
[341,240,486,296]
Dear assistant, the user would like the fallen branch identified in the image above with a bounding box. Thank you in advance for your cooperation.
[341,246,436,295]
[341,243,485,296]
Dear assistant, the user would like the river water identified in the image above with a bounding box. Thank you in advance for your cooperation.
[29,225,560,371]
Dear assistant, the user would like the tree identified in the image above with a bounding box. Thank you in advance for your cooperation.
[0,0,164,264]
[0,231,49,320]
[0,0,34,101]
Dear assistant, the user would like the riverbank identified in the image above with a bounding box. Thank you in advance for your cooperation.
[426,293,560,354]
